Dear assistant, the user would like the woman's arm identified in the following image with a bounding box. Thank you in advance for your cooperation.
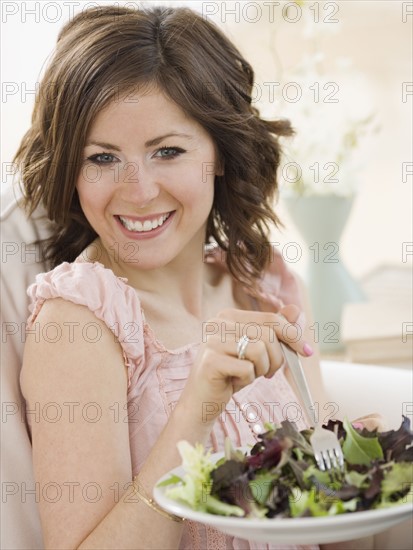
[21,298,212,550]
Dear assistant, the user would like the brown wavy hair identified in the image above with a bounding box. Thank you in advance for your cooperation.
[15,4,293,285]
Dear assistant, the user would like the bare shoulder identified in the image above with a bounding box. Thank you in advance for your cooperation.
[21,297,127,401]
[30,295,102,326]
[20,298,132,548]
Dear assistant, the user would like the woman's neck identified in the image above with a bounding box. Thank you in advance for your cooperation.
[86,238,221,321]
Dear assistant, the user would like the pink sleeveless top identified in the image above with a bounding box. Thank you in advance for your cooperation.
[27,247,318,550]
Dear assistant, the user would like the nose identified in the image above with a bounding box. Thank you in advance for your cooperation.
[119,161,160,208]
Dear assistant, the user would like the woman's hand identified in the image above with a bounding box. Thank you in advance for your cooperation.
[179,307,313,425]
[352,413,388,432]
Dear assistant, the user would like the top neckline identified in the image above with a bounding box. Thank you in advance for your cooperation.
[74,248,264,355]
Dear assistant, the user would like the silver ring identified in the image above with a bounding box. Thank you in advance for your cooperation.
[237,335,250,360]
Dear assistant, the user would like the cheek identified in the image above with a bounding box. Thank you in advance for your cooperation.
[200,165,216,207]
[76,180,92,213]
[177,183,214,216]
[174,163,215,206]
[76,178,111,219]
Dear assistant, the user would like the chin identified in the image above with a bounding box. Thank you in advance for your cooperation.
[120,253,171,271]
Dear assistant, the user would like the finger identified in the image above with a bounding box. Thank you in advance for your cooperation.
[351,413,388,432]
[204,348,256,391]
[207,333,272,379]
[240,340,270,378]
[277,312,313,357]
[279,304,306,335]
[279,304,301,324]
[231,360,257,393]
[216,308,312,359]
[352,422,364,430]
[214,310,289,374]
[237,322,284,379]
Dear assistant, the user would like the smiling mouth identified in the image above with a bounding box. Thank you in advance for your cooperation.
[117,212,172,233]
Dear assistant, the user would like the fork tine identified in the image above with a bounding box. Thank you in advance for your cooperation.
[310,424,345,473]
[314,452,325,471]
[335,448,345,469]
[322,446,344,473]
[321,450,332,471]
[328,449,339,470]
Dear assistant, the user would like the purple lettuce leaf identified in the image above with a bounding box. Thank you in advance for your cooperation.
[378,415,413,461]
[246,437,285,470]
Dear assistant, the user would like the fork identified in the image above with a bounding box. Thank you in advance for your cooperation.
[280,342,344,472]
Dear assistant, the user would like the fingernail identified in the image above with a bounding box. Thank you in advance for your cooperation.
[303,343,314,356]
[352,422,364,430]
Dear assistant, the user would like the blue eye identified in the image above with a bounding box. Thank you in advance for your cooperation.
[87,153,118,164]
[155,146,185,159]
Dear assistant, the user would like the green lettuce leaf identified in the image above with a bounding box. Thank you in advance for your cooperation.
[303,464,335,486]
[205,494,245,516]
[344,470,369,488]
[328,498,358,515]
[157,474,183,487]
[342,418,384,465]
[164,441,216,510]
[289,487,329,517]
[381,462,413,498]
[249,471,275,505]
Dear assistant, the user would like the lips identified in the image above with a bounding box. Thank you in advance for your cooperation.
[117,212,172,233]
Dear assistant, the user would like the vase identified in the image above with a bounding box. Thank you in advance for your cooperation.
[283,195,365,352]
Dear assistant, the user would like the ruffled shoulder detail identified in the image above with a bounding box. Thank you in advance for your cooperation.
[251,246,303,312]
[27,261,145,370]
[205,243,303,312]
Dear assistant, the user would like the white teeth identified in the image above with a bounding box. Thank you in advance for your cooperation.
[119,213,170,232]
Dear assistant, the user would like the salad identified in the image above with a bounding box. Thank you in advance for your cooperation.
[159,416,413,518]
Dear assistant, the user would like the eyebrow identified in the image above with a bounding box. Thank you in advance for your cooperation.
[85,133,193,150]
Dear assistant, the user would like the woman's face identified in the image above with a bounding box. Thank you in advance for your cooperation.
[76,89,219,270]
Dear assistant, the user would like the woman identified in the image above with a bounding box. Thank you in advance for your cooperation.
[18,5,377,549]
